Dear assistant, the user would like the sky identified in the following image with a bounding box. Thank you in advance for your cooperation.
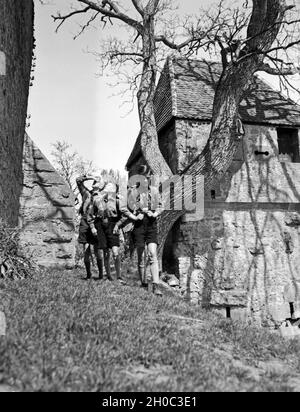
[28,0,207,173]
[28,0,300,173]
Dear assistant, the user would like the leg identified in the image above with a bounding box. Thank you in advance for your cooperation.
[147,243,162,296]
[83,244,92,279]
[137,246,147,286]
[95,220,110,280]
[94,246,104,279]
[104,248,113,280]
[112,246,122,281]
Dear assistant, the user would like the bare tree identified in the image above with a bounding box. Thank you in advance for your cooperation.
[51,140,97,198]
[51,140,125,206]
[52,0,300,252]
[99,168,121,184]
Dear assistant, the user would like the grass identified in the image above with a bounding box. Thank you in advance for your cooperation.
[1,269,300,392]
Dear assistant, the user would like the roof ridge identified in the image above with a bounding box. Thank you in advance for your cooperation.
[169,56,221,65]
[168,57,178,117]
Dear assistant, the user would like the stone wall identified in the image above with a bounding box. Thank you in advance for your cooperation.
[128,115,300,326]
[169,122,300,327]
[0,0,34,225]
[19,135,76,268]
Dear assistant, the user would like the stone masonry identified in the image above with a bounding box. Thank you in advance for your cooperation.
[0,0,34,225]
[18,135,76,269]
[169,123,300,327]
[1,2,76,268]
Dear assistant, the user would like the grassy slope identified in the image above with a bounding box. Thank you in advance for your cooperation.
[1,270,300,392]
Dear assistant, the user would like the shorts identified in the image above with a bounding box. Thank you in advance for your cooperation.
[101,219,120,249]
[132,215,158,249]
[94,219,108,250]
[78,218,98,245]
[78,218,107,249]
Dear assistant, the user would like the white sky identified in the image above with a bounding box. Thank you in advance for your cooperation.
[28,0,206,172]
[28,0,300,173]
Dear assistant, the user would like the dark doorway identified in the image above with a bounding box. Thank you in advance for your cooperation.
[277,128,300,163]
[162,219,181,274]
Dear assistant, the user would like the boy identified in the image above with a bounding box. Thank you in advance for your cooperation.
[87,180,126,283]
[76,175,105,280]
[116,167,163,296]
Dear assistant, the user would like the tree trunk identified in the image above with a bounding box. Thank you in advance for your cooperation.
[136,0,288,257]
[157,57,262,255]
[137,12,173,179]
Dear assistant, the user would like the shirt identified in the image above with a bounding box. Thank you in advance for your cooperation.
[119,185,163,222]
[87,185,126,232]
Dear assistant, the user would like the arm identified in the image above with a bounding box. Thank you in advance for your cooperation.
[149,186,163,218]
[76,175,95,198]
[76,175,95,215]
[86,200,97,235]
[118,190,138,222]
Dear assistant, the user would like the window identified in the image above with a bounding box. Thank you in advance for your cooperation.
[277,128,300,163]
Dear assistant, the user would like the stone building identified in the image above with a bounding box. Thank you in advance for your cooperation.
[126,58,300,327]
[0,0,76,268]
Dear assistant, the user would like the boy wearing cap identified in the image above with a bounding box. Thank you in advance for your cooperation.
[103,182,126,284]
[77,175,105,280]
[87,179,126,282]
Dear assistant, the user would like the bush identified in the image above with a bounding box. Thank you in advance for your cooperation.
[0,220,36,280]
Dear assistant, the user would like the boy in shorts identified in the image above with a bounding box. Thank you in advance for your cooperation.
[77,175,106,280]
[87,180,126,283]
[117,167,163,295]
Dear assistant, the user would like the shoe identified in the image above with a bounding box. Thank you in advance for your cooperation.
[118,278,126,285]
[153,283,162,297]
[140,283,148,289]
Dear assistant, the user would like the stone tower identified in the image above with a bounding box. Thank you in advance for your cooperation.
[0,1,76,268]
[0,0,34,225]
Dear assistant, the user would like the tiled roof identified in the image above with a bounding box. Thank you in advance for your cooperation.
[126,58,300,168]
[171,59,300,125]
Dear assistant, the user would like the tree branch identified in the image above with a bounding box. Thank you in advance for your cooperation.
[52,7,91,32]
[259,62,300,75]
[131,0,144,17]
[246,0,289,51]
[264,39,300,54]
[53,0,144,34]
[145,0,160,15]
[79,0,144,32]
[154,35,193,50]
[74,12,100,40]
[237,38,300,64]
